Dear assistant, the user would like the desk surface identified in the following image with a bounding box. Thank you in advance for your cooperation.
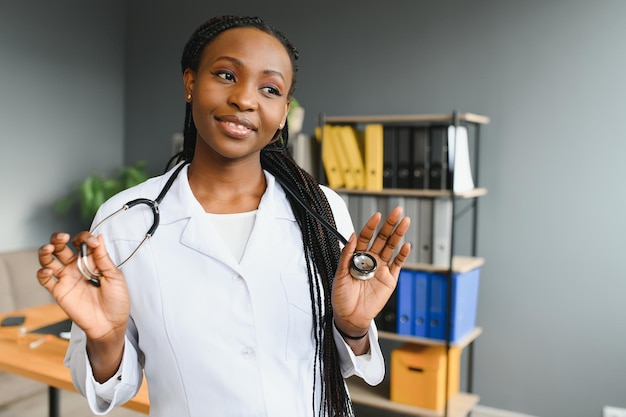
[0,304,149,414]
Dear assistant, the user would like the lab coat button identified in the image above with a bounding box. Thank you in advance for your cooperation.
[241,347,255,358]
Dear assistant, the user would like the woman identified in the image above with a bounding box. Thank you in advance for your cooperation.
[37,15,411,417]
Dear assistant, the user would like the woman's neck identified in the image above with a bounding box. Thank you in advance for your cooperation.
[187,158,267,214]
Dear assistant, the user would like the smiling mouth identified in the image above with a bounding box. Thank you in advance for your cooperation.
[216,116,257,138]
[224,121,253,134]
[216,117,257,139]
[217,115,257,129]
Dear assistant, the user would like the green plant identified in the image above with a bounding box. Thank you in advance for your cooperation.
[55,161,150,223]
[288,96,300,114]
[287,97,304,134]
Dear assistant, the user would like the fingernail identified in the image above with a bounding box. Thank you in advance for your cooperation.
[87,236,99,246]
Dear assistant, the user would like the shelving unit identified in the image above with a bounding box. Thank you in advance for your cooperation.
[346,378,479,417]
[319,111,489,417]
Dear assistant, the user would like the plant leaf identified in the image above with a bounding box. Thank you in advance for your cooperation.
[57,162,152,223]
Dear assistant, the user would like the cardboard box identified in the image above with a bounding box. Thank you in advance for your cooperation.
[390,343,461,410]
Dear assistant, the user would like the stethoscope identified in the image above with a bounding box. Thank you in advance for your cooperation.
[77,162,377,287]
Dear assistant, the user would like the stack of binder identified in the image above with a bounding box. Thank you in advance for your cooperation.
[396,267,480,343]
[319,122,474,193]
[319,124,383,191]
[341,195,453,268]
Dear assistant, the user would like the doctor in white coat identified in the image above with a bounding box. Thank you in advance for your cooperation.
[37,15,411,417]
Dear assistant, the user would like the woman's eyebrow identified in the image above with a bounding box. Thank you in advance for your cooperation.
[263,69,285,82]
[214,56,285,81]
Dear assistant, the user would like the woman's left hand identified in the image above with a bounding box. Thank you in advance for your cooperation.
[332,206,411,342]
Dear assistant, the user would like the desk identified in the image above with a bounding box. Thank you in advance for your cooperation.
[0,304,149,416]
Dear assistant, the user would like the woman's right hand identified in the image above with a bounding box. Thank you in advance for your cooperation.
[37,232,130,345]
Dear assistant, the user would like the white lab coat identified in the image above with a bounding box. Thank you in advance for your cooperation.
[65,163,384,417]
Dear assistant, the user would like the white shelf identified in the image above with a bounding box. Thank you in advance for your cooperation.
[334,187,488,199]
[402,256,485,274]
[347,377,479,417]
[378,327,483,350]
[323,113,490,125]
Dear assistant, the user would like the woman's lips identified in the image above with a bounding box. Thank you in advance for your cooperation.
[216,115,257,139]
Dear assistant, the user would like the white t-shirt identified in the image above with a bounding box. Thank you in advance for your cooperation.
[205,210,257,262]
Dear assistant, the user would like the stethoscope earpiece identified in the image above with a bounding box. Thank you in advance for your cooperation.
[77,242,102,287]
[350,252,377,281]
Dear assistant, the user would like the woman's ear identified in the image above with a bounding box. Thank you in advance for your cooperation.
[183,69,195,101]
[281,100,291,128]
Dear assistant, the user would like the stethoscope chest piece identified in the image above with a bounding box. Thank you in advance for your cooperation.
[350,252,377,281]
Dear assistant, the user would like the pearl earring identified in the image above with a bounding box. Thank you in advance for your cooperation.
[187,94,192,100]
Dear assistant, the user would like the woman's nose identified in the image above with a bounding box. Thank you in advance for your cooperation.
[228,82,258,112]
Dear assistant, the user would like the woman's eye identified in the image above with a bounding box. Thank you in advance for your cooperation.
[214,70,235,81]
[262,86,282,97]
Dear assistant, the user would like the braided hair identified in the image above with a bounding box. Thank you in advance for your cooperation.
[168,16,354,417]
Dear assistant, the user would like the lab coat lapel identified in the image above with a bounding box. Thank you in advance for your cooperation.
[159,163,243,272]
[181,215,241,271]
[239,172,295,273]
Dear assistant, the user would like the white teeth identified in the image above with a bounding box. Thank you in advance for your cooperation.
[225,121,250,131]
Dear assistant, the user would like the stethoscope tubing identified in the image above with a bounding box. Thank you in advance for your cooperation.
[77,162,376,286]
[280,181,377,280]
[76,163,186,286]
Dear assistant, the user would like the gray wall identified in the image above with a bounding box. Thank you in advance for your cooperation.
[0,0,126,251]
[124,1,626,417]
[1,1,624,417]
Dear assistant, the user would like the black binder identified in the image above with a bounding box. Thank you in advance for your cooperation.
[428,125,449,190]
[395,126,412,188]
[382,126,398,188]
[410,126,430,189]
[374,288,397,332]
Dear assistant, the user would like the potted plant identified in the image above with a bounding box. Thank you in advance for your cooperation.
[55,161,151,225]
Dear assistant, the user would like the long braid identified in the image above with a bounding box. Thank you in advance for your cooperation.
[262,145,354,416]
[169,16,355,416]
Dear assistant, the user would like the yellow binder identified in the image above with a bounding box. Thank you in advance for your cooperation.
[319,124,344,188]
[330,125,357,189]
[336,126,365,189]
[363,123,384,191]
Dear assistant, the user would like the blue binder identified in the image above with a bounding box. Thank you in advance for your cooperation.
[396,268,480,342]
[450,268,480,341]
[427,268,481,342]
[396,269,413,335]
[413,270,429,337]
[428,272,447,340]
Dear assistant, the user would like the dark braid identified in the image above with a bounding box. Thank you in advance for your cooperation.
[169,16,354,416]
[262,147,353,416]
